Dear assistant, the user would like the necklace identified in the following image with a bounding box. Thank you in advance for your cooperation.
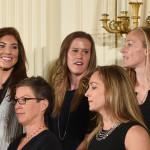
[96,123,120,141]
[137,86,150,105]
[58,112,70,140]
[25,125,45,140]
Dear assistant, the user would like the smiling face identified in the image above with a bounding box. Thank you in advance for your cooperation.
[0,35,19,71]
[85,71,106,114]
[15,86,44,126]
[67,38,91,77]
[120,30,147,69]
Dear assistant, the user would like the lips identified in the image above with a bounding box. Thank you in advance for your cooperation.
[1,56,12,61]
[74,62,83,65]
[88,100,92,103]
[123,56,129,60]
[16,112,25,116]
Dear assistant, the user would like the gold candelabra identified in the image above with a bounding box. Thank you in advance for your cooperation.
[101,2,143,37]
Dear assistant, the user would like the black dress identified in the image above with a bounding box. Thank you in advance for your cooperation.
[88,122,142,150]
[140,90,150,133]
[7,130,62,150]
[49,90,91,150]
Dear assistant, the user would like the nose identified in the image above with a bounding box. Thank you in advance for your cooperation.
[120,45,126,53]
[85,88,89,97]
[77,51,83,59]
[4,46,11,54]
[15,101,22,109]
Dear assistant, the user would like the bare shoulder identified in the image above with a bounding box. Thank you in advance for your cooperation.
[125,125,150,150]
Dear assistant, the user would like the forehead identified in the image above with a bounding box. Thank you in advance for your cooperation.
[70,38,91,47]
[16,86,34,97]
[90,71,102,83]
[127,30,143,41]
[0,35,17,42]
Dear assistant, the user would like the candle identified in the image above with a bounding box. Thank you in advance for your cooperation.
[103,0,108,14]
[121,0,126,11]
[117,0,121,16]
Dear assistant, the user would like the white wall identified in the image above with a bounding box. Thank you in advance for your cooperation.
[0,0,149,79]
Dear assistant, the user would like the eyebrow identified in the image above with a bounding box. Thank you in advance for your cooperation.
[70,47,90,50]
[0,42,18,45]
[90,82,98,85]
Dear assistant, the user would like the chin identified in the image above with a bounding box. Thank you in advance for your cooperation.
[89,106,95,112]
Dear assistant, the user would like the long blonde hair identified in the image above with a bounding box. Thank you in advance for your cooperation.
[87,65,147,145]
[51,31,96,118]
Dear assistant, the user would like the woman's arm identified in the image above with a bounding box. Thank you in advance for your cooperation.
[125,125,150,150]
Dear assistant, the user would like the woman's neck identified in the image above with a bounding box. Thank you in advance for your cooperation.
[24,122,47,139]
[135,67,150,87]
[68,73,84,90]
[100,111,119,130]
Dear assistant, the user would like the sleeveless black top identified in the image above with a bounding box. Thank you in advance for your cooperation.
[49,90,91,150]
[88,122,141,150]
[140,90,150,133]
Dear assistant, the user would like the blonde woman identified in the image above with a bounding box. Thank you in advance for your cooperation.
[120,27,150,132]
[85,65,150,150]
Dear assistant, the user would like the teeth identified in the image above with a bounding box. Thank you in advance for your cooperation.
[123,56,129,60]
[2,57,12,60]
[75,62,83,65]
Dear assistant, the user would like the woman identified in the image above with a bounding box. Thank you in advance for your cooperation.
[85,65,150,150]
[49,31,96,150]
[8,76,62,150]
[120,27,150,132]
[0,27,27,149]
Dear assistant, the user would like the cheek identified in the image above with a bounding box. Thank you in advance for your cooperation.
[84,55,91,64]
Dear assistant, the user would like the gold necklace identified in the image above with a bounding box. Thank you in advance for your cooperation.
[58,112,70,140]
[25,125,45,140]
[96,123,120,141]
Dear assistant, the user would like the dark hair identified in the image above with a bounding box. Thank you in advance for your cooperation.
[0,27,27,101]
[16,76,54,111]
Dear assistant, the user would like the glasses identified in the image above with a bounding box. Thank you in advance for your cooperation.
[13,97,44,105]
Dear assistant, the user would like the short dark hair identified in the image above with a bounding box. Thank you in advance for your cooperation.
[16,76,54,110]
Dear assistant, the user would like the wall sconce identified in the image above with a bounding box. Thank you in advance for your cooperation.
[101,0,146,37]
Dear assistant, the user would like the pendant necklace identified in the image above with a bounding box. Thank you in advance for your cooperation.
[58,112,70,140]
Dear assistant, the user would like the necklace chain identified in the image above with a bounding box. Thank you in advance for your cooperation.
[25,125,45,140]
[96,123,120,141]
[58,112,70,140]
[137,86,150,105]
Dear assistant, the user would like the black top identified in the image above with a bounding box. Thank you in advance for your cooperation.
[140,90,150,133]
[0,79,9,104]
[7,130,63,150]
[88,121,142,150]
[48,90,91,150]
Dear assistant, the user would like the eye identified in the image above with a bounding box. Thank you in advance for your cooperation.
[92,86,97,90]
[128,43,132,47]
[11,45,18,49]
[13,98,18,103]
[83,50,89,54]
[72,49,78,53]
[0,44,5,48]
